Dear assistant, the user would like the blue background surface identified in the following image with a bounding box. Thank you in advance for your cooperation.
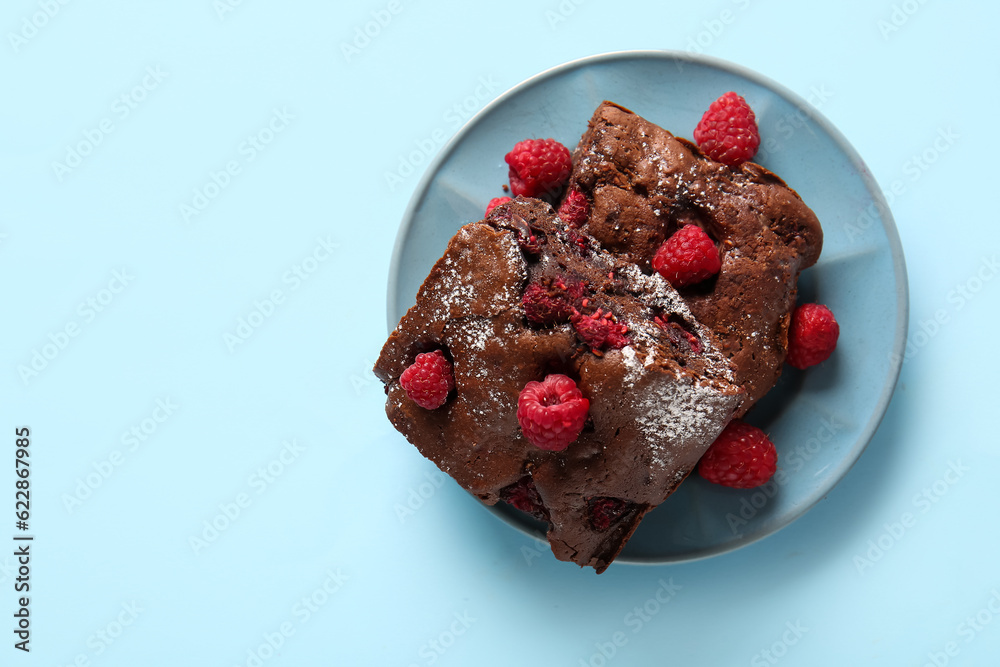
[1,1,997,665]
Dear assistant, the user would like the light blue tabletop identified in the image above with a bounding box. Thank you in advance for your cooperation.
[2,1,997,665]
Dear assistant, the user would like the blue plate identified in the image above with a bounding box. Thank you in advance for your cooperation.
[386,51,908,563]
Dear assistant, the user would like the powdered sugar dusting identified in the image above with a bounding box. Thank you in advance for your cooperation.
[617,263,735,383]
[616,339,736,471]
[423,226,526,324]
[635,377,734,470]
[617,263,687,314]
[454,317,492,351]
[620,345,645,387]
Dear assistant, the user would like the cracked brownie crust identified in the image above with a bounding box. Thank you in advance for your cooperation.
[566,101,823,414]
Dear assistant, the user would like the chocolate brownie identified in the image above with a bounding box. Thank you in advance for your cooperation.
[375,198,744,572]
[564,102,823,414]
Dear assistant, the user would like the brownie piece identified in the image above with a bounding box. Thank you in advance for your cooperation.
[375,198,744,572]
[564,102,823,414]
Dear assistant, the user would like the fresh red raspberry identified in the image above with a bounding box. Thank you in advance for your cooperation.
[571,308,629,351]
[504,138,572,198]
[522,276,587,326]
[693,91,761,167]
[652,224,721,287]
[698,420,777,489]
[485,196,512,217]
[558,187,590,227]
[517,374,589,451]
[786,303,840,369]
[399,349,454,410]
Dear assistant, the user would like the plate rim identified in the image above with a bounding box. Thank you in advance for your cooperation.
[385,49,909,565]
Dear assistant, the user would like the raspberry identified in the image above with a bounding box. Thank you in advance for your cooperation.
[654,316,702,355]
[693,91,761,167]
[517,374,589,451]
[522,276,587,326]
[399,349,454,410]
[504,138,572,198]
[560,229,592,256]
[496,206,543,254]
[698,420,777,489]
[786,303,839,369]
[571,308,629,351]
[558,187,590,227]
[499,476,549,522]
[485,196,512,217]
[652,224,721,287]
[588,497,628,531]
